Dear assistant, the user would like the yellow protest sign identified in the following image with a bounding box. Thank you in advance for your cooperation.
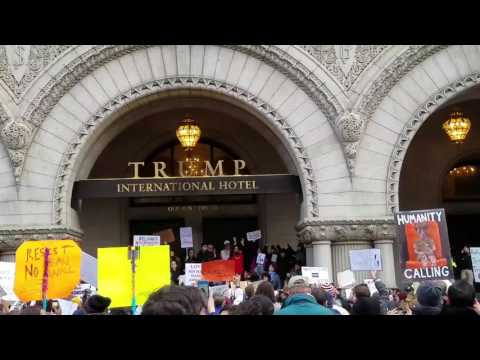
[14,240,81,302]
[97,245,171,308]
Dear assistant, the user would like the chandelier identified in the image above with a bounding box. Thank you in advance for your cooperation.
[176,117,201,151]
[442,111,471,144]
[448,165,477,177]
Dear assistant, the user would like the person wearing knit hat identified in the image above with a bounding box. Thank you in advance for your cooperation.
[412,281,443,315]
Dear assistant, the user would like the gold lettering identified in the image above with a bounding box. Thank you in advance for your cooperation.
[139,184,146,192]
[234,160,246,175]
[169,183,177,192]
[146,183,153,192]
[253,180,259,190]
[209,181,215,190]
[182,182,192,191]
[244,181,251,190]
[128,162,145,179]
[204,160,224,176]
[228,181,237,190]
[164,183,170,191]
[154,183,162,191]
[192,182,200,191]
[201,182,208,191]
[120,184,130,192]
[219,181,228,190]
[153,162,169,178]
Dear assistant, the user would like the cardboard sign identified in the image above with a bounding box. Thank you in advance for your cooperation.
[349,249,382,271]
[301,266,330,285]
[157,229,175,244]
[394,208,454,284]
[201,260,236,282]
[180,227,193,249]
[247,230,261,242]
[256,253,266,265]
[336,269,356,289]
[471,247,480,283]
[271,254,278,263]
[133,235,161,247]
[97,245,170,308]
[14,240,81,302]
[0,261,18,301]
[81,252,98,288]
[209,284,229,297]
[185,263,202,286]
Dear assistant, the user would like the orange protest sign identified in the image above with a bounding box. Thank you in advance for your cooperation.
[14,240,81,302]
[201,260,236,282]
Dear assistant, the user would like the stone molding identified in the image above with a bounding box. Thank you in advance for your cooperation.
[386,72,480,213]
[296,218,396,244]
[0,226,83,251]
[52,76,320,226]
[334,111,365,176]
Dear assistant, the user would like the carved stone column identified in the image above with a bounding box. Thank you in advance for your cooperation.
[297,219,397,287]
[305,244,313,267]
[0,251,15,262]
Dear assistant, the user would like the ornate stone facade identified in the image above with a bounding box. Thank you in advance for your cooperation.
[0,227,83,252]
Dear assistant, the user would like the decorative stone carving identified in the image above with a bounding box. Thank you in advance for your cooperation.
[1,119,31,149]
[53,76,319,226]
[297,218,396,244]
[0,45,71,100]
[0,226,83,251]
[300,45,388,90]
[386,71,480,214]
[334,111,365,176]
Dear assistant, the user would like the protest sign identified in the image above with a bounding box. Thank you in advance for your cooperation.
[14,240,81,302]
[394,208,454,284]
[246,230,261,242]
[301,266,330,285]
[197,280,209,297]
[185,263,202,286]
[201,260,235,282]
[209,284,229,297]
[157,229,175,244]
[271,254,278,263]
[81,252,97,288]
[0,261,18,301]
[0,286,6,298]
[336,269,356,289]
[349,249,382,271]
[97,245,170,308]
[256,253,266,265]
[133,235,161,247]
[364,279,378,295]
[180,227,193,249]
[471,247,480,283]
[71,282,96,298]
[57,299,78,315]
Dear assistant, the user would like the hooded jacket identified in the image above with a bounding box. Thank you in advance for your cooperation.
[275,293,336,315]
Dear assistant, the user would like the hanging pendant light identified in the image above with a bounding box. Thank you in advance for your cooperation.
[442,110,471,144]
[176,116,201,151]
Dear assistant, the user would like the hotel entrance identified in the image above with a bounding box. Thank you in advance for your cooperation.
[73,93,303,257]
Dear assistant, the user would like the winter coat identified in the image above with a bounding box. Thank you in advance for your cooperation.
[440,305,479,317]
[351,297,381,315]
[269,271,282,290]
[275,293,337,315]
[412,304,442,315]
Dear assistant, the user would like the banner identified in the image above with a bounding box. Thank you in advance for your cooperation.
[209,284,229,297]
[14,240,81,302]
[336,269,356,288]
[394,208,454,284]
[180,227,193,249]
[349,249,382,271]
[81,252,98,288]
[201,260,236,282]
[133,235,161,247]
[97,245,171,308]
[301,266,330,285]
[471,247,480,283]
[185,263,202,286]
[246,230,261,242]
[0,261,18,301]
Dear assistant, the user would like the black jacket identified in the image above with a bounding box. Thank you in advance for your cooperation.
[412,304,442,315]
[351,297,381,315]
[440,305,478,317]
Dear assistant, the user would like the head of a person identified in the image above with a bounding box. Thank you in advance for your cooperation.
[245,284,255,300]
[311,288,328,306]
[249,295,274,315]
[224,241,231,250]
[287,275,311,295]
[353,284,370,301]
[268,264,276,273]
[142,285,207,315]
[249,272,259,282]
[257,247,262,254]
[255,280,275,302]
[447,280,476,308]
[171,260,178,272]
[207,244,214,252]
[201,244,208,252]
[262,272,271,282]
[170,250,175,258]
[229,300,262,315]
[294,263,301,271]
[416,281,443,307]
[85,295,111,314]
[234,246,240,254]
[280,250,286,258]
[374,280,388,296]
[188,248,194,257]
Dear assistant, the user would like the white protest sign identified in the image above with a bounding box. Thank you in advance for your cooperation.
[247,230,261,242]
[271,254,278,263]
[364,279,378,295]
[0,286,6,298]
[180,227,193,249]
[345,288,353,300]
[133,235,161,247]
[81,251,98,288]
[71,283,97,298]
[470,247,480,283]
[301,266,330,285]
[209,284,229,297]
[337,269,356,288]
[256,253,266,265]
[349,249,382,271]
[57,299,78,315]
[185,263,202,286]
[0,261,18,301]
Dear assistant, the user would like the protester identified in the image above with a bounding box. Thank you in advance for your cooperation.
[268,264,282,290]
[373,280,395,314]
[255,281,275,303]
[233,246,244,277]
[142,285,209,315]
[229,299,263,315]
[412,281,443,315]
[197,244,210,263]
[440,280,479,316]
[244,284,255,301]
[387,292,412,315]
[80,295,111,315]
[249,295,274,315]
[186,248,197,263]
[275,276,336,315]
[220,241,231,260]
[319,283,350,315]
[171,259,181,285]
[212,293,226,315]
[351,284,381,315]
[458,246,473,285]
[255,247,266,278]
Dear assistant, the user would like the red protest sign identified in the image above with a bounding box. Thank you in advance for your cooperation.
[201,260,235,282]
